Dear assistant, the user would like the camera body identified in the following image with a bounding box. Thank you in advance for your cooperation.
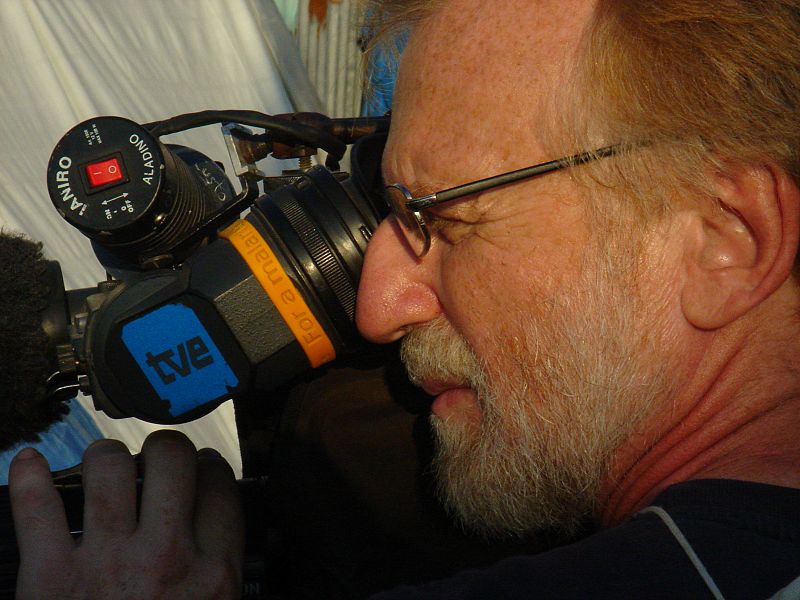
[42,111,388,425]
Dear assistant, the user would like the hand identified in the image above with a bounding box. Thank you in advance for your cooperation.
[9,430,244,599]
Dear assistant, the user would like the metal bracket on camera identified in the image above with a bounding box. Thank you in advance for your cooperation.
[223,123,269,179]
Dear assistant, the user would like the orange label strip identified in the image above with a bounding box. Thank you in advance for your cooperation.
[219,219,336,368]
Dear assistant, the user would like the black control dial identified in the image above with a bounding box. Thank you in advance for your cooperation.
[47,117,166,235]
[46,116,236,269]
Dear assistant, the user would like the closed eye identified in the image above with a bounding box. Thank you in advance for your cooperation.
[421,210,474,244]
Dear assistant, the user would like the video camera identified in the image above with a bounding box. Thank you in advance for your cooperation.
[0,110,391,598]
[42,110,388,424]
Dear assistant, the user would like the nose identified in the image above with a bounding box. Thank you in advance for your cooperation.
[356,217,442,343]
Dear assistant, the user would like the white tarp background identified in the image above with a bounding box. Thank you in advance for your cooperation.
[0,0,309,477]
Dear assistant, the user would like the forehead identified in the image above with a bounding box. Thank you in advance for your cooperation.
[385,0,596,184]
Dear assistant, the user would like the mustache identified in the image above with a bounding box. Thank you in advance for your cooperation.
[399,317,487,391]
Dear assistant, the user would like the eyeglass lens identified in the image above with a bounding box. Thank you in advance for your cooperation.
[385,184,429,256]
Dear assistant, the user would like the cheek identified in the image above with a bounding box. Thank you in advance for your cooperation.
[440,224,587,301]
[435,196,596,353]
[437,241,555,355]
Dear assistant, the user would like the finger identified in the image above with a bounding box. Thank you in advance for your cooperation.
[81,439,137,539]
[138,430,197,537]
[193,448,244,562]
[9,448,74,563]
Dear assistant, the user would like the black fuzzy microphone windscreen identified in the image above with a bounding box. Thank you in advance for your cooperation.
[0,231,70,451]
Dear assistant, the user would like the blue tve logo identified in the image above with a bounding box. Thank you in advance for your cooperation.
[122,304,239,416]
[145,336,214,384]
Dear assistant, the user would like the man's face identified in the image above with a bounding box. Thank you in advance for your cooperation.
[356,0,669,537]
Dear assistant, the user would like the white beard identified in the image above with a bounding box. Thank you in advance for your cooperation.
[400,250,666,539]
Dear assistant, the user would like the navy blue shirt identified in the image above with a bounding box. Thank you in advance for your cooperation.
[371,479,800,599]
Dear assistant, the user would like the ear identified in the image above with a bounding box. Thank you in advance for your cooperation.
[681,163,800,329]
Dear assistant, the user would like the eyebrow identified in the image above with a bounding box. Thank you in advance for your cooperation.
[381,156,449,199]
[382,172,438,199]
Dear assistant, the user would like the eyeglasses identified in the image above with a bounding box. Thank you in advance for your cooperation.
[384,145,619,257]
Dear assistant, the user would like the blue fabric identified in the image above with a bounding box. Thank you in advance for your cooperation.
[0,399,103,483]
[361,33,408,117]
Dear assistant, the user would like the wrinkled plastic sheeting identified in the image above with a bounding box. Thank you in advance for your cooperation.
[0,0,301,478]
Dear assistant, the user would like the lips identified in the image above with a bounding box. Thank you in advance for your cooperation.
[420,379,470,397]
[424,385,481,422]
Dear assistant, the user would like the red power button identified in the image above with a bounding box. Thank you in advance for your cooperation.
[86,157,124,188]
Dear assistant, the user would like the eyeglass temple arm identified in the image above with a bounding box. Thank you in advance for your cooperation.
[407,145,619,211]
